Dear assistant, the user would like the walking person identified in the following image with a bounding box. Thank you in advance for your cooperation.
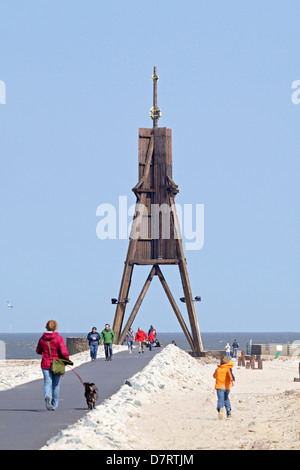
[148,325,154,336]
[87,327,100,361]
[135,327,148,353]
[213,355,235,419]
[126,328,135,354]
[232,339,239,358]
[148,328,156,351]
[225,343,231,358]
[100,324,115,361]
[36,320,69,411]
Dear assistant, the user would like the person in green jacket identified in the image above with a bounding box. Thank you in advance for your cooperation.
[100,324,115,361]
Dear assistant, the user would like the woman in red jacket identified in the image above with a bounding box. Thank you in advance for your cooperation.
[36,320,69,411]
[148,328,156,351]
[135,327,148,354]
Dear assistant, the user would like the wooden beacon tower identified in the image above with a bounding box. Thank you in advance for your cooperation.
[112,66,203,356]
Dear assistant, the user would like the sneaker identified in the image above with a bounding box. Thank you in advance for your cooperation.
[45,396,52,411]
[218,408,224,420]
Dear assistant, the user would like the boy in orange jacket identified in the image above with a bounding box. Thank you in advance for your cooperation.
[213,355,235,419]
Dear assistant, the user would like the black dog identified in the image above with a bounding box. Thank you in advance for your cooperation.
[84,382,98,410]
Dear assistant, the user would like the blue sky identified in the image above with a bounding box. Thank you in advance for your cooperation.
[1,1,300,334]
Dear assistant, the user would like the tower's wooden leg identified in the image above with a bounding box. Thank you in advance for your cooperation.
[113,262,134,343]
[169,195,203,355]
[178,259,203,354]
[155,265,195,351]
[119,265,156,344]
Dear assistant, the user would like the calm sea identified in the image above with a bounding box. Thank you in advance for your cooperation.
[0,332,300,359]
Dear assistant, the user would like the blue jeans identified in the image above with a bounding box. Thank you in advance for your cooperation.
[232,348,238,358]
[89,343,98,360]
[104,343,112,359]
[42,369,62,410]
[216,389,231,414]
[127,341,133,351]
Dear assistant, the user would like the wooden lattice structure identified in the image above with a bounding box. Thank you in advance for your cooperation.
[112,67,203,356]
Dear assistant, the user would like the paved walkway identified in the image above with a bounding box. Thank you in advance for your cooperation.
[0,348,161,450]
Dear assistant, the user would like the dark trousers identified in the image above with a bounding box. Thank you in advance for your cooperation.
[89,343,98,360]
[104,343,112,359]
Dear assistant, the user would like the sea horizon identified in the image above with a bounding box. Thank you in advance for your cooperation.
[0,330,299,334]
[0,331,299,360]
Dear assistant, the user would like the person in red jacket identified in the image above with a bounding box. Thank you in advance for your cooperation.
[148,328,156,351]
[36,320,69,411]
[135,327,148,354]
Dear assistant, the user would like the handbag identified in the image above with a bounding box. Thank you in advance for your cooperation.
[47,341,73,375]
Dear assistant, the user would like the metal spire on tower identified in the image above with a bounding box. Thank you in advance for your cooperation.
[149,65,161,128]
